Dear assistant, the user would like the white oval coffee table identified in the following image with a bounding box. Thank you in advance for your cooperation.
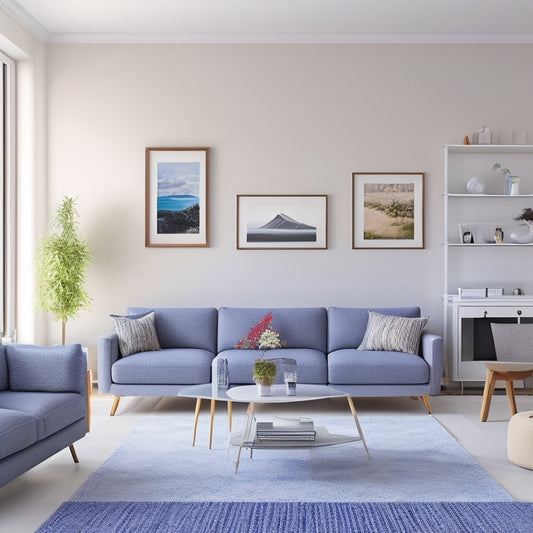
[227,384,370,472]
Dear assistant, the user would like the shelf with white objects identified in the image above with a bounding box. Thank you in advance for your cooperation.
[443,144,533,383]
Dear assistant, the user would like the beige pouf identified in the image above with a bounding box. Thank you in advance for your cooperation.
[508,411,533,470]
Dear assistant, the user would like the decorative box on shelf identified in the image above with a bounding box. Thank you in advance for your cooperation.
[458,288,504,299]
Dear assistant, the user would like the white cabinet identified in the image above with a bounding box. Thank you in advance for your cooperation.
[443,144,533,382]
[445,297,533,381]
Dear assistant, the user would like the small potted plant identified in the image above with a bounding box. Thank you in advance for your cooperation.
[253,327,286,396]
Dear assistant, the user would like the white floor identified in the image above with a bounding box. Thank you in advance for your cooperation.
[0,390,532,533]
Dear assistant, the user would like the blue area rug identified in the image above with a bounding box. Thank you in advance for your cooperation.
[71,414,512,502]
[36,501,533,533]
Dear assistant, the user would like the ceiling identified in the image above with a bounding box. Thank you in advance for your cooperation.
[3,0,533,44]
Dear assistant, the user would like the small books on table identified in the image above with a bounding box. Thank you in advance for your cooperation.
[255,417,316,442]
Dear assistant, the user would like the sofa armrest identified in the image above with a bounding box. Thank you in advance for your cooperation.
[5,344,87,398]
[420,333,443,395]
[96,333,120,393]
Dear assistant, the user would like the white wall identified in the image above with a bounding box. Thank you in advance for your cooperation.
[44,43,533,373]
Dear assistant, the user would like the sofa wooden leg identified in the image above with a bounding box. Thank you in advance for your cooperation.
[421,395,432,414]
[110,396,121,416]
[86,370,92,432]
[69,444,79,463]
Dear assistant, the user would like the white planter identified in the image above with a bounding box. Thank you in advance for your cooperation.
[257,384,271,396]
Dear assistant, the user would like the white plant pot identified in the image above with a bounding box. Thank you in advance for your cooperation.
[257,384,271,396]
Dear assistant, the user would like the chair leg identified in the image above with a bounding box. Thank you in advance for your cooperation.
[480,369,496,422]
[505,379,518,416]
[421,395,432,414]
[110,396,121,416]
[69,444,79,463]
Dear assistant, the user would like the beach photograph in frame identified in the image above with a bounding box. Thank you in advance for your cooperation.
[237,195,328,250]
[145,147,209,247]
[352,172,425,249]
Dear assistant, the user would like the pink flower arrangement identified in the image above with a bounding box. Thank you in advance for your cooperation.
[234,312,274,349]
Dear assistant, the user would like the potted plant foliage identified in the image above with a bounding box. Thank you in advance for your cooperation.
[35,196,93,345]
[253,327,286,396]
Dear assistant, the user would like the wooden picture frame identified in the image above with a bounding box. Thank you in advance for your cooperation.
[352,172,425,249]
[145,147,209,247]
[237,195,328,250]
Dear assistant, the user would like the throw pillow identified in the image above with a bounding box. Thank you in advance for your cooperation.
[357,311,428,355]
[234,312,273,349]
[110,311,161,357]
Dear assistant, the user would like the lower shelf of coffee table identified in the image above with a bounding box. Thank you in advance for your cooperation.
[230,426,361,450]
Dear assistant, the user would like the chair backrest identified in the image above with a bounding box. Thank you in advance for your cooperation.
[217,307,328,353]
[127,307,218,353]
[327,306,421,352]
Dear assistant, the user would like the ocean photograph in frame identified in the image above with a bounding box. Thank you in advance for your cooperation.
[352,172,425,249]
[237,195,328,250]
[145,147,209,247]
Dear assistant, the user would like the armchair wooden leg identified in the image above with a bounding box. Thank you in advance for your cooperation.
[110,396,121,416]
[227,401,232,432]
[69,444,79,463]
[86,370,92,432]
[421,395,432,414]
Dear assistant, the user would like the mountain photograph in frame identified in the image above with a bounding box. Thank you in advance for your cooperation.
[237,195,328,250]
[145,147,209,247]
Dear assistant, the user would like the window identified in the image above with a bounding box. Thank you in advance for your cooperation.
[0,51,15,340]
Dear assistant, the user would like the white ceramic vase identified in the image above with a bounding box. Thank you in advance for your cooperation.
[510,221,533,244]
[257,383,271,396]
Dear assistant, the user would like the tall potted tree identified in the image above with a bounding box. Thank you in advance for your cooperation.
[35,196,93,345]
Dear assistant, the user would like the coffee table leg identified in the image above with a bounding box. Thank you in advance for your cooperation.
[235,402,255,473]
[192,398,202,447]
[228,401,232,432]
[209,400,216,450]
[346,396,370,459]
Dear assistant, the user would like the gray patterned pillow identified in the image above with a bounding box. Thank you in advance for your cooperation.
[357,311,428,355]
[110,311,161,357]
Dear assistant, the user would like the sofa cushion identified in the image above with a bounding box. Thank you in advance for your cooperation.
[0,391,86,440]
[328,349,430,385]
[218,307,327,353]
[0,347,7,391]
[127,308,218,353]
[327,307,421,352]
[111,348,214,385]
[218,348,328,384]
[0,408,38,460]
[111,311,161,357]
[358,312,428,355]
[6,344,85,392]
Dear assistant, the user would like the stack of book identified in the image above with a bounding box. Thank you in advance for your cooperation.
[254,417,316,446]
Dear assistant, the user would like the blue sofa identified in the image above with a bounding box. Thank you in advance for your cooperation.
[0,343,90,488]
[97,306,442,415]
[97,307,218,415]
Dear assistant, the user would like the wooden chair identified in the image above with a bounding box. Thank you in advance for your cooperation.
[480,362,533,422]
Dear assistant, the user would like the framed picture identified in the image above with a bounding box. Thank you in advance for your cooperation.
[237,195,328,250]
[145,147,209,247]
[352,172,425,249]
